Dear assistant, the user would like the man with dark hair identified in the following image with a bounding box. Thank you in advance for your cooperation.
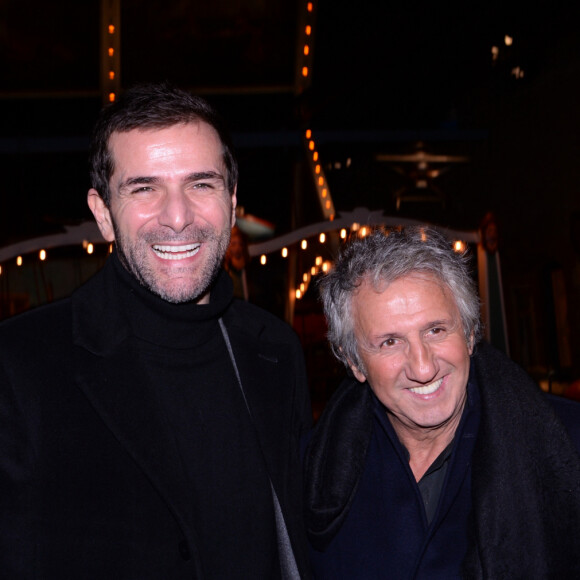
[0,83,311,579]
[304,226,580,579]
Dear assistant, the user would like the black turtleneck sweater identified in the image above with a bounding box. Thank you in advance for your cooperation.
[111,254,279,578]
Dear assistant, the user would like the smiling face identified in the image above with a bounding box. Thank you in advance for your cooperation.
[88,122,236,304]
[350,273,473,444]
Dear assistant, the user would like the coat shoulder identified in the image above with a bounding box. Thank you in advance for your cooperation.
[546,393,580,454]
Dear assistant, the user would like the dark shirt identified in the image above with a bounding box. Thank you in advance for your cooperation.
[412,441,454,524]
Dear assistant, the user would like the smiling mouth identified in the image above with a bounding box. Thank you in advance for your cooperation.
[152,243,201,260]
[409,378,443,395]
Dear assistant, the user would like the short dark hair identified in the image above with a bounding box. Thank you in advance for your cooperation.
[319,226,482,371]
[89,82,238,206]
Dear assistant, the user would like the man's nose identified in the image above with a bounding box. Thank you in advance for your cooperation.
[157,189,194,233]
[406,340,438,383]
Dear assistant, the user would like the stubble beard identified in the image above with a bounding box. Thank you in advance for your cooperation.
[113,222,231,304]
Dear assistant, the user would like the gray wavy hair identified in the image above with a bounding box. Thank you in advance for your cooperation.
[319,226,482,371]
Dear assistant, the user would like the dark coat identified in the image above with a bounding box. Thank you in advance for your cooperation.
[0,263,312,579]
[304,342,580,579]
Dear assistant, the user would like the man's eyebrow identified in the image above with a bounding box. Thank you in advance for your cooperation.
[183,171,225,182]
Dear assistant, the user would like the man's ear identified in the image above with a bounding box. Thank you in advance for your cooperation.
[230,186,237,228]
[87,189,115,242]
[349,363,368,384]
[467,331,475,356]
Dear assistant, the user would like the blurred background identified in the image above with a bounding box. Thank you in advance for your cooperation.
[2,0,580,410]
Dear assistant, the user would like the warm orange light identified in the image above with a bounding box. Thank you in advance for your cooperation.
[311,266,317,275]
[303,273,309,282]
[304,45,310,56]
[281,247,288,258]
[300,283,306,293]
[313,151,319,162]
[361,227,368,237]
[109,93,116,102]
[260,254,267,265]
[296,289,302,299]
[309,140,315,151]
[340,228,347,239]
[301,239,308,250]
[325,200,331,209]
[318,176,324,186]
[504,35,513,46]
[108,47,114,57]
[315,164,321,174]
[302,67,308,77]
[454,240,466,253]
[305,25,311,35]
[321,188,327,198]
[305,129,312,139]
[319,233,326,243]
[315,256,323,266]
[108,24,115,34]
[307,2,313,12]
[322,261,330,273]
[109,71,115,80]
[39,249,46,261]
[87,243,94,255]
[16,256,22,266]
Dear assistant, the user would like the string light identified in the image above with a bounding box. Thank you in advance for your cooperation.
[454,240,466,253]
[16,256,22,266]
[301,239,308,250]
[281,247,288,258]
[319,233,326,243]
[87,243,94,255]
[260,254,267,265]
[340,228,347,239]
[39,250,46,261]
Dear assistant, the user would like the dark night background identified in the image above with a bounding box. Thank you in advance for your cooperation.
[1,0,580,397]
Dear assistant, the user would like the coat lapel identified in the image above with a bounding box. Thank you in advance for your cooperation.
[70,263,202,568]
[73,339,200,553]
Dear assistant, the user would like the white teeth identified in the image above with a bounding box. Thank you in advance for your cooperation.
[409,378,443,395]
[152,243,200,260]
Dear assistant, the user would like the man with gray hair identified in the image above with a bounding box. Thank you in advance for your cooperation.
[303,226,580,579]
